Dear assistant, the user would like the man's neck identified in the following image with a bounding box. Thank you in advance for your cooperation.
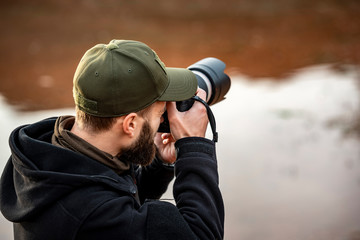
[70,122,120,157]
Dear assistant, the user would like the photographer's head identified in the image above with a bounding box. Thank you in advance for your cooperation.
[73,39,197,118]
[71,40,197,165]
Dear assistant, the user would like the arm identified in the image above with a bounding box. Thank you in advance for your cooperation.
[173,137,224,239]
[136,89,224,238]
[134,138,224,239]
[161,89,224,238]
[135,157,174,203]
[77,138,223,240]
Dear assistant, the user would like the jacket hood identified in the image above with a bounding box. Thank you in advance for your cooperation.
[0,117,135,222]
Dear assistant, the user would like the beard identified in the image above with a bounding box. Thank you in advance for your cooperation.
[117,120,156,166]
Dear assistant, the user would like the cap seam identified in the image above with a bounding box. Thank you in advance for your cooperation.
[74,47,108,113]
[110,49,116,114]
[112,49,165,114]
[116,48,169,100]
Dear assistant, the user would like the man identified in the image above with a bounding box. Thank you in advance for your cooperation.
[0,40,224,239]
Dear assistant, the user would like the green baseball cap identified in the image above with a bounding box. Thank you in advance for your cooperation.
[73,39,198,117]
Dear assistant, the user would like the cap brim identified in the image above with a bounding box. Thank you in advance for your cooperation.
[158,68,198,102]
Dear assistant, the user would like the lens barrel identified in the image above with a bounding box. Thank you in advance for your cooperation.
[158,57,231,132]
[188,57,231,105]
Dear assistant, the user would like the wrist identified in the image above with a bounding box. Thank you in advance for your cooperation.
[175,137,216,160]
[155,154,175,168]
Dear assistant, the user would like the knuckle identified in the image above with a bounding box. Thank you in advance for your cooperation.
[198,104,207,116]
[197,90,206,99]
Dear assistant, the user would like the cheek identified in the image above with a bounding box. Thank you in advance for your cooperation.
[148,118,160,135]
[154,118,161,132]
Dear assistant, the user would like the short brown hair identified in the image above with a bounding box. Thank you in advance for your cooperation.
[75,107,117,132]
[75,105,152,132]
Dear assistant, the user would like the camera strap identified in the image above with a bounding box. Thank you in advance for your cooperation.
[191,96,218,143]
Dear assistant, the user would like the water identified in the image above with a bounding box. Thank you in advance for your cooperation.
[213,65,360,240]
[0,64,359,239]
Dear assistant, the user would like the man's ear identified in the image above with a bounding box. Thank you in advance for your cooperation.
[122,113,139,137]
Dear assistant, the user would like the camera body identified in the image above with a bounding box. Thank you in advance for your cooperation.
[158,57,231,133]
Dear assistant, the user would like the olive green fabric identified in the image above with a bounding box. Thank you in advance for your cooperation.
[73,40,197,117]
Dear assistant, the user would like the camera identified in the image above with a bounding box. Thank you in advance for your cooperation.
[158,57,231,133]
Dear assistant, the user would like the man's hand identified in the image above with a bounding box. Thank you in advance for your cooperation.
[154,132,176,164]
[166,89,209,141]
[154,89,208,164]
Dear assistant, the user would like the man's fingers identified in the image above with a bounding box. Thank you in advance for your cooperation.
[195,88,207,102]
[161,133,174,145]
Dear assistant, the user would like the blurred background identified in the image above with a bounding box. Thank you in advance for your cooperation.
[0,0,359,239]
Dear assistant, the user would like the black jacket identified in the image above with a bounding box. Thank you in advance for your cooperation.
[0,117,224,240]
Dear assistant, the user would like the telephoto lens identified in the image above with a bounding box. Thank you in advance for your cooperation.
[158,57,231,132]
[188,57,231,106]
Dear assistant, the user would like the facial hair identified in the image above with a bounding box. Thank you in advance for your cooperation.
[117,120,156,166]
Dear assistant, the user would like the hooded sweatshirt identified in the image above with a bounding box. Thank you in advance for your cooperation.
[0,117,224,240]
[51,116,131,175]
